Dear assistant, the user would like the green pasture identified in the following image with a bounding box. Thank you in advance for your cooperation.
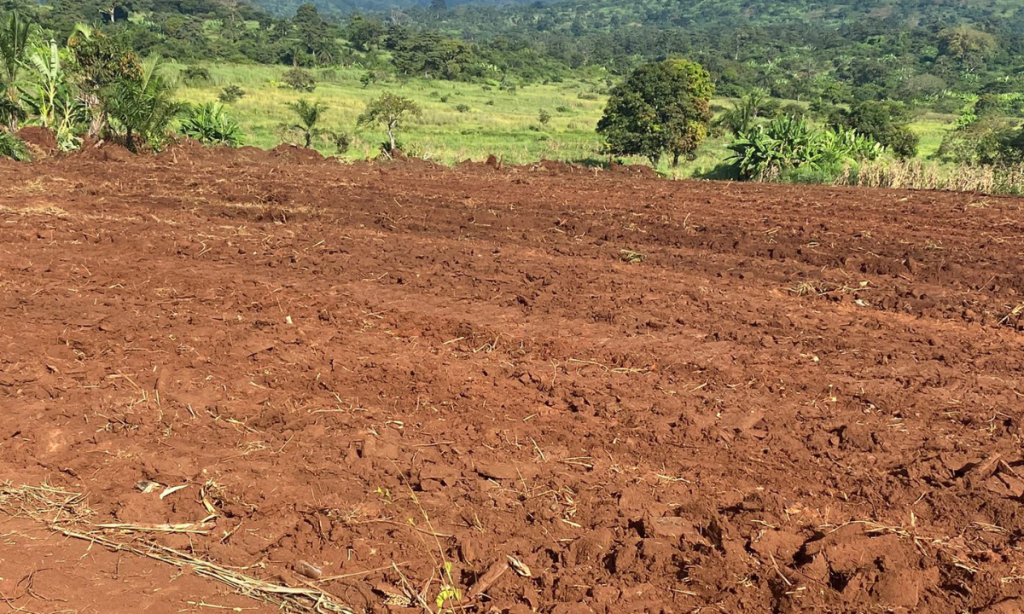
[171,63,966,177]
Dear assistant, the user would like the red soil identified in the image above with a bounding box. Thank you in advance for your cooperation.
[14,126,58,156]
[2,149,1024,614]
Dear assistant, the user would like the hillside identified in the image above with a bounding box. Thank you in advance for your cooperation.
[257,0,1024,28]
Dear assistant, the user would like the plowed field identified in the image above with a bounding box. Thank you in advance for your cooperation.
[3,144,1024,614]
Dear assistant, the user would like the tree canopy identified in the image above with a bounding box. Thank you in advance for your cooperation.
[597,59,714,166]
[357,91,420,152]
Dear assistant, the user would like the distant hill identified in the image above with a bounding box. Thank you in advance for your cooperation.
[255,0,557,18]
[254,0,1024,30]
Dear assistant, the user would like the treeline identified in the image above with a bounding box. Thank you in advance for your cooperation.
[408,3,1024,108]
[4,0,568,85]
[10,0,1024,111]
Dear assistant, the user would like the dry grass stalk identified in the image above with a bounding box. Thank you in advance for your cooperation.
[838,159,1024,195]
[53,527,356,613]
[93,522,214,534]
[0,482,356,614]
[0,483,92,524]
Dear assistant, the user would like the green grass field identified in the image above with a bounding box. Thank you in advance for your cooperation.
[172,63,607,165]
[171,63,964,177]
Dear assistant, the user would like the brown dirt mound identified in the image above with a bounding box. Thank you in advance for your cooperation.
[456,158,498,173]
[531,158,579,174]
[74,140,135,162]
[271,143,325,164]
[609,160,661,179]
[15,126,58,156]
[3,155,1024,614]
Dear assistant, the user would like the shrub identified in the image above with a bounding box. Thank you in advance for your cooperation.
[439,94,450,103]
[485,100,495,106]
[538,109,551,124]
[455,103,470,113]
[218,85,245,103]
[829,100,918,158]
[978,127,1024,166]
[182,66,210,84]
[359,70,390,88]
[556,105,571,113]
[179,102,243,147]
[335,132,351,154]
[0,131,30,161]
[781,102,806,119]
[282,68,316,92]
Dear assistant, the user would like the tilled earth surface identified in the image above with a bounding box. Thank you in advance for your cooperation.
[3,144,1024,614]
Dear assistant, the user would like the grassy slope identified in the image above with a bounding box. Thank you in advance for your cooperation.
[173,63,607,165]
[172,63,962,176]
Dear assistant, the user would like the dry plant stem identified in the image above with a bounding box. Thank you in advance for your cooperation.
[54,526,357,613]
[0,483,357,614]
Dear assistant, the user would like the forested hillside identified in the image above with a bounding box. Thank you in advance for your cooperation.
[14,0,1024,105]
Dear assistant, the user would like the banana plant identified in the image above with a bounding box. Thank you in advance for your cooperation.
[25,40,62,128]
[19,40,86,150]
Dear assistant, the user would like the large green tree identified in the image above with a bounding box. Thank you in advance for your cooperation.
[390,31,474,80]
[597,59,713,166]
[293,3,335,66]
[344,15,384,52]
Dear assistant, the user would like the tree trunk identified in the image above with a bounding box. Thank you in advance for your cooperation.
[672,151,680,167]
[387,121,396,151]
[86,95,104,139]
[5,88,19,132]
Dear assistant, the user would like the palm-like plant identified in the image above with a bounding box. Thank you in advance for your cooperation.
[286,99,328,148]
[729,115,819,180]
[180,102,243,146]
[716,89,773,137]
[100,56,185,151]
